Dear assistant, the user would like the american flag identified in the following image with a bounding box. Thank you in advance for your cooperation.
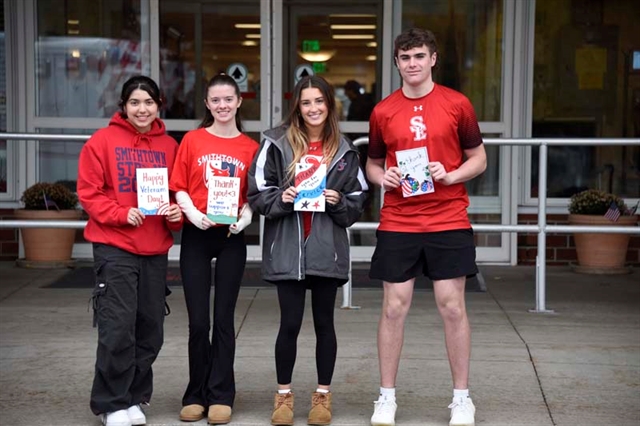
[401,179,413,197]
[604,201,620,222]
[42,191,59,211]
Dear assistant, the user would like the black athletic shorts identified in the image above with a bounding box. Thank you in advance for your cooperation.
[369,229,478,282]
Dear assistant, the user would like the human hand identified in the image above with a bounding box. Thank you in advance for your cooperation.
[229,204,253,234]
[324,189,341,205]
[428,162,453,185]
[165,204,182,222]
[282,186,298,204]
[128,207,145,227]
[201,215,216,230]
[381,167,402,191]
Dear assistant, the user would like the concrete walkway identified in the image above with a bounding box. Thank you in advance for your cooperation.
[0,262,638,425]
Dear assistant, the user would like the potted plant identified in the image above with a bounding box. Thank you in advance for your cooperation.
[568,189,638,274]
[14,182,82,267]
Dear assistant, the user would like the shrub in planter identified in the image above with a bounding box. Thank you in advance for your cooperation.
[568,189,638,274]
[15,182,82,266]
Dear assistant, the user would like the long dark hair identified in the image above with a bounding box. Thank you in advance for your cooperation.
[283,75,340,180]
[118,75,163,118]
[199,74,243,131]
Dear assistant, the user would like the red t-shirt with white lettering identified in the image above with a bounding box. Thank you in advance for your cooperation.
[169,128,258,226]
[368,84,483,232]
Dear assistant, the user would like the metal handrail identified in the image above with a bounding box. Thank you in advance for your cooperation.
[343,136,640,312]
[1,133,639,313]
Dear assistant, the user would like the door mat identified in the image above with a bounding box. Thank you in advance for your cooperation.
[43,265,485,291]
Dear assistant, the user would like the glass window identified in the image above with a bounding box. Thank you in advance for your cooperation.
[35,0,144,118]
[532,0,640,199]
[37,129,93,187]
[401,0,503,121]
[283,6,380,123]
[467,139,499,197]
[159,0,261,121]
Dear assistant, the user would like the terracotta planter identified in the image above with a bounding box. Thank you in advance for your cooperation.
[568,214,638,274]
[14,209,83,266]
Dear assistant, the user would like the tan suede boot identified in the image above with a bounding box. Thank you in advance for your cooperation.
[271,392,294,425]
[307,392,332,425]
[208,404,232,424]
[179,404,206,422]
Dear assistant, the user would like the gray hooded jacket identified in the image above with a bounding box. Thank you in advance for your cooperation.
[247,126,369,284]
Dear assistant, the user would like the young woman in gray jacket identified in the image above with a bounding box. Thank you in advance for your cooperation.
[248,75,368,426]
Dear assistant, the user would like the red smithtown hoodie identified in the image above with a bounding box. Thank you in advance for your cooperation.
[77,113,182,255]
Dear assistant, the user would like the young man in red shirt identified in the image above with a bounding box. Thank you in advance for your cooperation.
[367,28,486,426]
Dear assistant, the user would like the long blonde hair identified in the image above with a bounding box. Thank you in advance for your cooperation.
[284,76,341,181]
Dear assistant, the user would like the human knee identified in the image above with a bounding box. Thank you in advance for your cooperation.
[382,297,410,321]
[438,299,466,323]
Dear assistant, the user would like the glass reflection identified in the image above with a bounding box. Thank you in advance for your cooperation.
[401,0,503,122]
[37,129,93,187]
[159,1,261,121]
[35,0,143,117]
[532,0,640,199]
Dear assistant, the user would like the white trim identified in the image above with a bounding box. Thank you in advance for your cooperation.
[23,0,36,189]
[261,0,271,132]
[389,0,401,94]
[521,0,537,207]
[149,0,160,83]
[1,0,15,200]
[271,0,282,127]
[31,117,109,130]
[140,0,151,76]
[382,0,396,97]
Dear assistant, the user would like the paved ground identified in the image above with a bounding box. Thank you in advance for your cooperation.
[0,262,639,426]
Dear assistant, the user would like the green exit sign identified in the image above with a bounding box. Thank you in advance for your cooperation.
[302,39,320,52]
[312,62,326,73]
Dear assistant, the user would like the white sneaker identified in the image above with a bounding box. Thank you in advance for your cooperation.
[101,409,132,426]
[448,396,475,426]
[127,404,146,425]
[371,398,397,426]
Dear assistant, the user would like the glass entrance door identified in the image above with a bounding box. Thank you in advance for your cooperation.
[271,0,513,263]
[273,0,384,261]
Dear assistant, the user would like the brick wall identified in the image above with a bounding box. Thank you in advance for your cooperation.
[517,214,640,266]
[1,211,638,264]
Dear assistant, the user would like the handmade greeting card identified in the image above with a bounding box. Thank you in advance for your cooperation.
[207,176,240,224]
[136,167,170,215]
[294,162,326,212]
[396,147,435,197]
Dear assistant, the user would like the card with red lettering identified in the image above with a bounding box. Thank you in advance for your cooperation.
[207,176,240,224]
[294,162,326,212]
[136,167,170,215]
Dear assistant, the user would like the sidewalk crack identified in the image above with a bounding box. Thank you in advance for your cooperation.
[235,288,259,338]
[487,288,557,426]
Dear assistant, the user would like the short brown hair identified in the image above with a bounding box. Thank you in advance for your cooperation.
[393,28,438,59]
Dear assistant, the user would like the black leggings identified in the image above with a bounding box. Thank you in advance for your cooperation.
[275,276,340,386]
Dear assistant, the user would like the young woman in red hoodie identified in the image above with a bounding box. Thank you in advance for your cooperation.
[169,73,258,424]
[77,75,183,426]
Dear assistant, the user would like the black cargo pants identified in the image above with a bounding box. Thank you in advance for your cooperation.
[89,243,168,415]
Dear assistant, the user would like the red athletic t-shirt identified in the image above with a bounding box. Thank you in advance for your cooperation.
[169,128,258,226]
[368,84,483,232]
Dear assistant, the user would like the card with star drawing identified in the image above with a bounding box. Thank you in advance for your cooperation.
[294,162,326,212]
